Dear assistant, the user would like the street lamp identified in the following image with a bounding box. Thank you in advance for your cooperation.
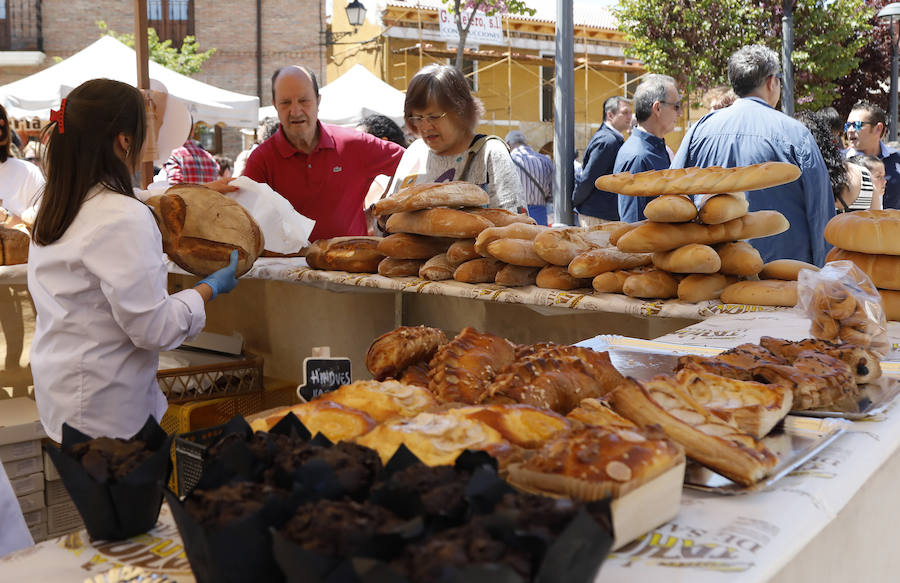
[326,1,367,45]
[878,3,900,141]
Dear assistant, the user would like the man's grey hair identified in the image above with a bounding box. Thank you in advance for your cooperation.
[633,74,675,123]
[728,45,780,97]
[603,96,630,119]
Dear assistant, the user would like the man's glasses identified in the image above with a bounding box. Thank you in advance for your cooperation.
[406,112,448,125]
[660,101,682,112]
[844,120,875,133]
[774,72,783,80]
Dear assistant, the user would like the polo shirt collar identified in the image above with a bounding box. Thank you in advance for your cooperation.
[880,141,900,159]
[633,125,666,148]
[273,121,336,158]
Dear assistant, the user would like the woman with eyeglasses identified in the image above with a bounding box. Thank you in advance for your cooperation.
[384,65,526,213]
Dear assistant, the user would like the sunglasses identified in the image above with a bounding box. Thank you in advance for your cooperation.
[406,112,448,125]
[659,100,683,112]
[844,120,875,133]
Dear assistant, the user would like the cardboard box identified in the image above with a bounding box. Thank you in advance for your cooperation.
[43,448,60,481]
[610,461,685,550]
[9,471,43,497]
[22,507,45,528]
[3,454,42,479]
[0,439,41,463]
[44,477,71,506]
[0,398,45,446]
[17,490,44,514]
[47,500,83,536]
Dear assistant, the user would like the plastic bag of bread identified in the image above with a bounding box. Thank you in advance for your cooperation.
[797,260,889,356]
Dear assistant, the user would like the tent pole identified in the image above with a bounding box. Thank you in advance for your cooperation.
[134,0,153,188]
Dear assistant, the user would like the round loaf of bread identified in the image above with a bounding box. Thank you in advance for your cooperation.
[146,184,264,277]
[825,247,900,291]
[824,209,900,255]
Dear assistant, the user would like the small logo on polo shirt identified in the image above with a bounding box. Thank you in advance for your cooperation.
[333,166,342,173]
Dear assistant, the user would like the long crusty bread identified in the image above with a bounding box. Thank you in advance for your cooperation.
[533,225,621,266]
[676,273,734,303]
[377,233,454,259]
[607,376,778,486]
[595,162,801,196]
[622,270,679,299]
[373,181,488,216]
[466,207,536,227]
[536,265,590,290]
[474,223,549,256]
[759,259,819,281]
[386,208,493,238]
[643,195,698,223]
[495,264,541,287]
[568,248,652,278]
[616,211,789,253]
[454,257,505,283]
[720,280,798,306]
[698,193,749,225]
[715,241,763,276]
[651,244,721,274]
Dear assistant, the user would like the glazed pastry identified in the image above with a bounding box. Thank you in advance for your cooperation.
[427,327,517,404]
[313,379,437,422]
[366,325,448,380]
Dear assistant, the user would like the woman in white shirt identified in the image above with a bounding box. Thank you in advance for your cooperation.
[28,79,239,442]
[0,104,44,220]
[386,64,526,213]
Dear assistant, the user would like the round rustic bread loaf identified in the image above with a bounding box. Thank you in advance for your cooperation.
[146,184,264,277]
[824,209,900,255]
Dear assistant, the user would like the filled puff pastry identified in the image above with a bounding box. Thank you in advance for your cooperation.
[757,336,881,385]
[444,404,570,448]
[250,400,376,443]
[607,377,778,486]
[366,326,448,381]
[312,380,437,422]
[427,327,517,404]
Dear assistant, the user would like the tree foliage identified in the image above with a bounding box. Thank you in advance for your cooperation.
[97,21,216,76]
[615,0,872,111]
[441,1,535,70]
[832,0,894,116]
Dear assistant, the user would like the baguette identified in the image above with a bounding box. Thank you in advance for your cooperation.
[698,193,749,225]
[595,162,801,196]
[622,270,679,299]
[377,233,453,259]
[823,209,900,255]
[495,264,541,287]
[386,208,493,238]
[532,225,618,266]
[759,259,819,281]
[306,236,384,273]
[453,257,505,283]
[486,238,549,267]
[609,221,643,246]
[378,257,425,277]
[607,377,778,486]
[720,280,798,306]
[419,253,455,280]
[643,195,698,223]
[592,270,631,293]
[677,273,734,303]
[466,207,536,227]
[715,241,763,276]
[651,244,721,274]
[616,210,790,253]
[474,223,549,256]
[568,248,652,278]
[536,265,591,290]
[446,239,479,264]
[373,181,488,216]
[825,247,900,291]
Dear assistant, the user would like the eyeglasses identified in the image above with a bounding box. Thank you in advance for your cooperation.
[774,72,783,81]
[407,112,448,125]
[659,100,682,113]
[844,120,875,133]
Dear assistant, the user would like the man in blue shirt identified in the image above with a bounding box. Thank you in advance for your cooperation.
[506,130,554,225]
[574,96,633,224]
[615,75,681,222]
[671,45,833,266]
[844,100,900,209]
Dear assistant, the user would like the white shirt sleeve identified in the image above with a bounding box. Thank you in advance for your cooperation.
[81,206,205,351]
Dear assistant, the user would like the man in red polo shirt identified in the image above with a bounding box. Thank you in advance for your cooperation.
[243,65,405,241]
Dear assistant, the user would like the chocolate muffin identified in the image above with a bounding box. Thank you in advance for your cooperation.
[280,499,399,557]
[493,491,579,537]
[382,464,471,518]
[397,519,532,582]
[268,441,382,498]
[185,482,283,528]
[69,437,152,482]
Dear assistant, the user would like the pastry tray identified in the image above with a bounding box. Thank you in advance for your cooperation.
[591,341,900,420]
[683,416,846,494]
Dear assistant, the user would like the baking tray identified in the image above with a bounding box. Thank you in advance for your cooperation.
[683,416,846,494]
[599,344,900,420]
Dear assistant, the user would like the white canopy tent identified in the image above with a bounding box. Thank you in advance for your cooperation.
[0,36,259,128]
[258,64,406,128]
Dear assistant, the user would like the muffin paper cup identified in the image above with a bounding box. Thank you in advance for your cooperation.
[44,416,172,541]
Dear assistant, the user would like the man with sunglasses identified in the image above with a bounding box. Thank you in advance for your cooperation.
[615,75,681,222]
[671,45,832,266]
[844,101,900,209]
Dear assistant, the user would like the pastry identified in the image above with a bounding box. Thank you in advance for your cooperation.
[427,327,517,404]
[366,325,448,380]
[313,379,438,422]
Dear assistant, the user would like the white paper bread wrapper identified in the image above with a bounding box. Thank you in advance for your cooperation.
[227,177,316,254]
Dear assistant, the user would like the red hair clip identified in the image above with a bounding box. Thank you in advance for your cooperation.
[49,98,66,134]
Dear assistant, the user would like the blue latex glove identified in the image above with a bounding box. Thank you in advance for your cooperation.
[199,250,239,299]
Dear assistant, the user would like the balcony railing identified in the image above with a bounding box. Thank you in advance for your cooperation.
[0,0,42,52]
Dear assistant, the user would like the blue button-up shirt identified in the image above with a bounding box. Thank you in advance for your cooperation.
[574,123,625,220]
[615,127,671,222]
[671,97,833,266]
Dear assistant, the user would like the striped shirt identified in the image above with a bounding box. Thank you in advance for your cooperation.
[849,165,874,211]
[510,144,554,206]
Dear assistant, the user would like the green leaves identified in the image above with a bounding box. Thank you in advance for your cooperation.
[97,20,216,77]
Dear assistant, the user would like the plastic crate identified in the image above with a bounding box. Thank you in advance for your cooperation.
[157,352,264,404]
[171,415,253,496]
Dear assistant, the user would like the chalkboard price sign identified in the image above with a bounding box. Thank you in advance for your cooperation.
[298,357,352,401]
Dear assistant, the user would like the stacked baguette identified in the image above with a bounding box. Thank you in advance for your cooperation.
[824,210,900,321]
